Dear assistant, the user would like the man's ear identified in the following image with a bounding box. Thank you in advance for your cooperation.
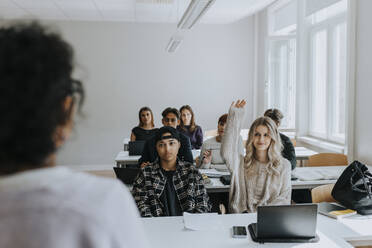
[54,96,74,148]
[162,118,166,126]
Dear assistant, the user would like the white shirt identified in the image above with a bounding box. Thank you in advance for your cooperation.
[0,166,149,248]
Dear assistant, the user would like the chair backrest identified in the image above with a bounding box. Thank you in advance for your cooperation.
[205,129,218,137]
[307,153,348,167]
[290,138,297,147]
[311,184,335,203]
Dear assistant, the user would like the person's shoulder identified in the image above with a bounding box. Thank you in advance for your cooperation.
[179,132,190,141]
[280,133,291,142]
[132,126,141,132]
[203,136,218,145]
[279,157,291,172]
[178,160,195,171]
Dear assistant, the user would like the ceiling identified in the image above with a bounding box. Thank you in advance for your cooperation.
[0,0,276,24]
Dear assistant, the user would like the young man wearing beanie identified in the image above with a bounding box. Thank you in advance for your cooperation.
[132,126,211,217]
[138,107,193,168]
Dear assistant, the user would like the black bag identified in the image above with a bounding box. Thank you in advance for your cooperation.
[331,160,372,215]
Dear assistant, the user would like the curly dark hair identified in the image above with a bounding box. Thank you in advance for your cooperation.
[161,107,180,120]
[0,22,84,173]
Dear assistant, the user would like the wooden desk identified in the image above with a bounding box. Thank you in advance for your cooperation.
[142,213,372,247]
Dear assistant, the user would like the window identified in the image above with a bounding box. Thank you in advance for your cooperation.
[266,0,297,129]
[267,38,296,129]
[307,0,347,143]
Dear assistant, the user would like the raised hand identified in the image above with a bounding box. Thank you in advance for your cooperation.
[231,99,246,109]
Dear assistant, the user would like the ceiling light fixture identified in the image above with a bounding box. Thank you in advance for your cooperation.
[177,0,216,29]
[166,36,183,53]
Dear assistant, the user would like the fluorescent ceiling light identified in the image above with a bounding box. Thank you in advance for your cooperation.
[166,36,183,53]
[177,0,216,29]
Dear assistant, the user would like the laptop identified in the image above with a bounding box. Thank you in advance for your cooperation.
[128,141,146,156]
[248,204,319,243]
[113,167,141,185]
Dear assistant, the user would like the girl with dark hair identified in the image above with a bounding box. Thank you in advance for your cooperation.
[198,114,232,171]
[130,106,158,141]
[177,105,203,149]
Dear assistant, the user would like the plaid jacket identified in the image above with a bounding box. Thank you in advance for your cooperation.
[132,159,211,217]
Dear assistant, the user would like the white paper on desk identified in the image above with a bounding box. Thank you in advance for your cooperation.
[292,167,341,181]
[183,212,223,231]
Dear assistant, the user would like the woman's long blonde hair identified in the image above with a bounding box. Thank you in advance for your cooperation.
[244,117,283,173]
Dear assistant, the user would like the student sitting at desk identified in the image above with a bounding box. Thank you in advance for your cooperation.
[177,105,203,149]
[198,114,243,172]
[0,22,148,248]
[264,108,296,170]
[221,100,291,213]
[138,107,193,167]
[132,127,211,217]
[130,106,158,141]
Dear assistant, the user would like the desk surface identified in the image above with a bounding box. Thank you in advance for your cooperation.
[115,150,201,164]
[295,146,318,160]
[142,213,372,248]
[205,166,360,193]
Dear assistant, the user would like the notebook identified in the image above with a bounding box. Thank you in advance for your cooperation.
[318,202,356,219]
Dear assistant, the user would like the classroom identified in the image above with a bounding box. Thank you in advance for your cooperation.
[0,0,372,247]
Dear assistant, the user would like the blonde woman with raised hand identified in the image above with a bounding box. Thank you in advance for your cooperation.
[221,100,291,213]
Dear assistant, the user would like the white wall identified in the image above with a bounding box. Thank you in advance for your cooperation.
[354,0,372,164]
[50,18,255,165]
[256,10,268,117]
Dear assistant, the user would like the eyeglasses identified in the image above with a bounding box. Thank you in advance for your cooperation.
[164,118,177,123]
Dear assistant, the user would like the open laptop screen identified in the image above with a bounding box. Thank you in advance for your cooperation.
[257,204,318,239]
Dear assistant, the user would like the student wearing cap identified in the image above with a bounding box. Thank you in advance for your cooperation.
[132,126,211,217]
[138,107,193,168]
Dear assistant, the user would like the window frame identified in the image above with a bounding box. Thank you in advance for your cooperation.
[307,12,347,144]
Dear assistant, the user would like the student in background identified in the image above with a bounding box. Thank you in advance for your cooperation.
[264,108,296,170]
[221,100,291,213]
[138,107,193,167]
[177,105,203,149]
[198,114,239,172]
[130,106,158,141]
[132,126,211,217]
[0,22,148,248]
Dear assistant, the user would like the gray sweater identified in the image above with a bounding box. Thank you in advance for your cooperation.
[221,106,292,213]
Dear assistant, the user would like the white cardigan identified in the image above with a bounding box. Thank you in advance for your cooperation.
[221,106,292,213]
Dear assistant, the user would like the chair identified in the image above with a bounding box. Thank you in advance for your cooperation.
[311,184,336,203]
[290,138,297,147]
[307,153,348,167]
[205,129,217,137]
